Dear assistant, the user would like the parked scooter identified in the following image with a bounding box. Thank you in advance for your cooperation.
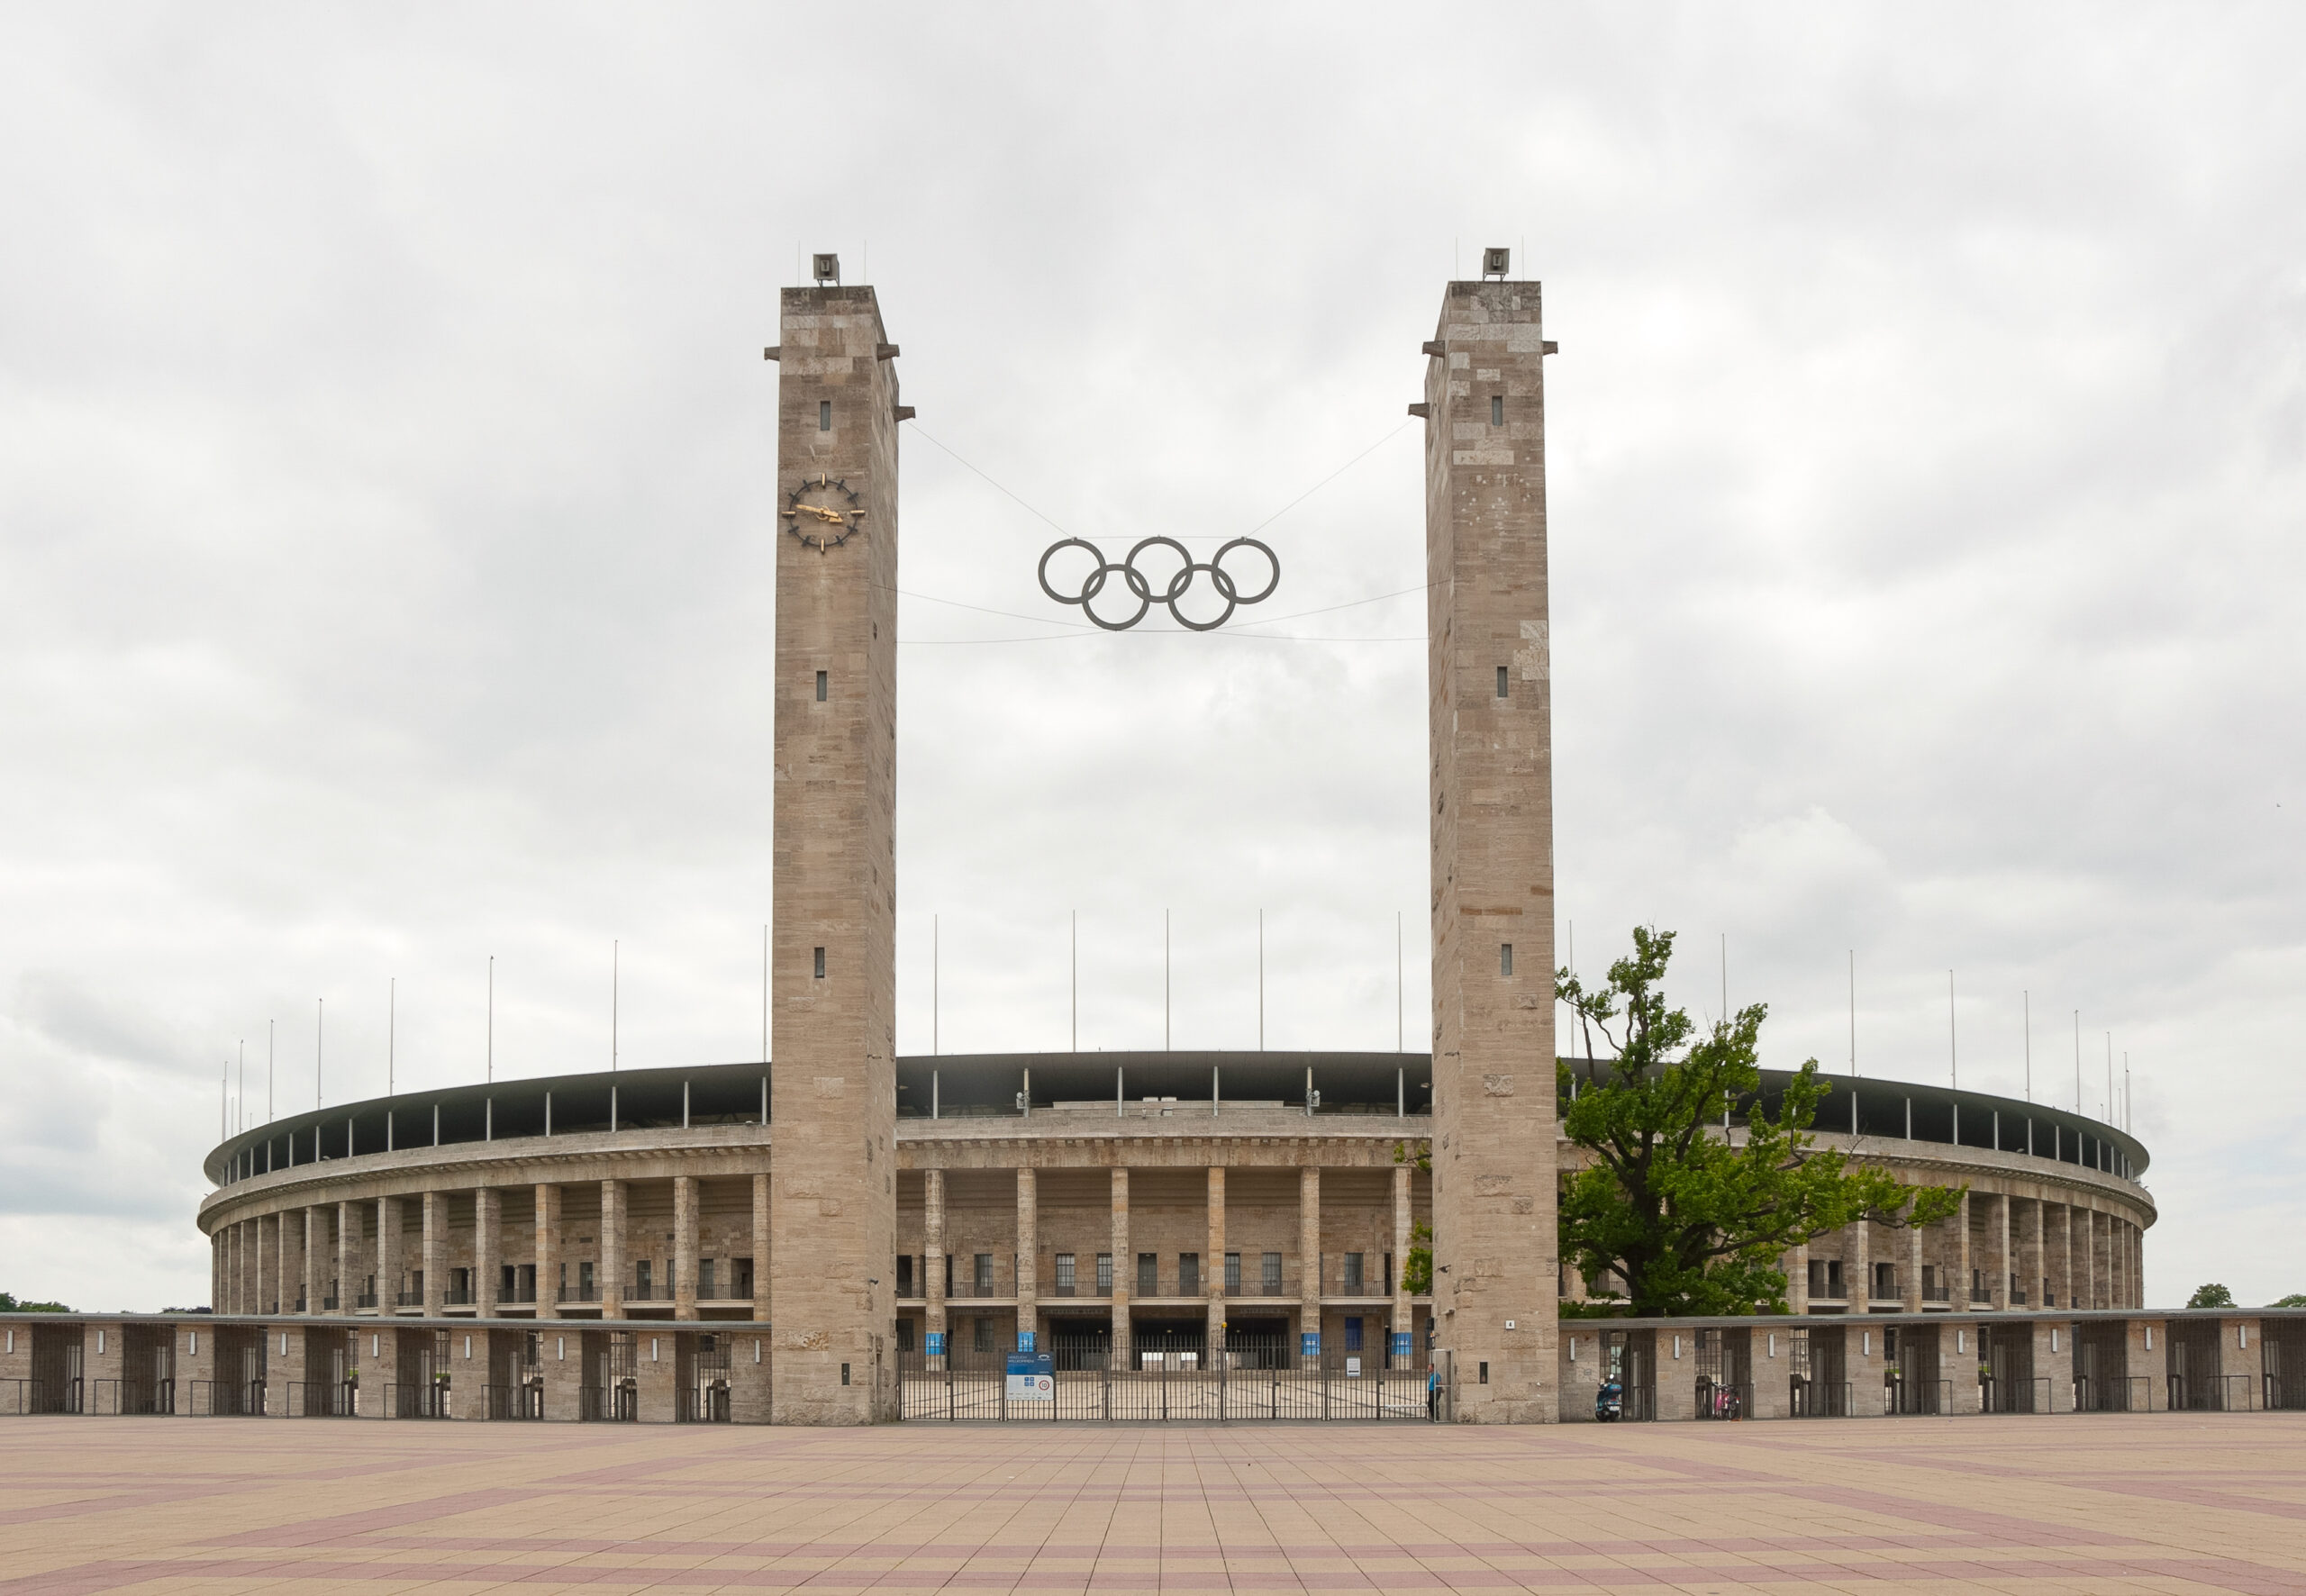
[1594,1379,1624,1422]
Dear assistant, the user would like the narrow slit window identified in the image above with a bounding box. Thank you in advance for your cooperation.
[815,670,828,703]
[819,400,831,431]
[813,947,826,979]
[1491,394,1503,426]
[1501,943,1514,976]
[1496,666,1509,698]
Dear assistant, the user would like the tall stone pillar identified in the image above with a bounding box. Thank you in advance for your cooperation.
[255,1215,272,1315]
[1299,1166,1321,1358]
[1848,1221,1871,1314]
[2019,1198,2043,1308]
[1993,1193,2012,1310]
[601,1180,626,1320]
[1787,1241,1809,1314]
[378,1197,404,1313]
[925,1169,948,1357]
[1903,1220,1924,1311]
[535,1183,559,1313]
[674,1175,699,1321]
[1954,1192,1972,1306]
[1108,1168,1130,1368]
[1392,1163,1413,1358]
[1421,268,1558,1421]
[767,271,903,1424]
[2057,1202,2075,1310]
[477,1188,502,1319]
[749,1174,771,1325]
[1205,1166,1227,1360]
[337,1200,357,1315]
[211,1231,222,1315]
[303,1207,322,1315]
[1015,1167,1038,1352]
[420,1190,443,1316]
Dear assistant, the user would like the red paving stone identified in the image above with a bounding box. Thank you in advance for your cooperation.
[5,1414,2306,1592]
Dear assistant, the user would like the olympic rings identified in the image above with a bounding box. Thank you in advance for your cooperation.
[1037,536,1280,631]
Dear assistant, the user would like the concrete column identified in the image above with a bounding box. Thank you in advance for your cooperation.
[1902,1220,1924,1312]
[2130,1318,2167,1410]
[2083,1208,2100,1310]
[2134,1222,2146,1309]
[477,1188,502,1319]
[1015,1167,1037,1350]
[1392,1164,1413,1353]
[1205,1165,1226,1358]
[378,1196,404,1314]
[925,1168,948,1356]
[337,1200,357,1315]
[421,1190,444,1317]
[1847,1220,1871,1314]
[1787,1241,1809,1314]
[1946,1321,1984,1414]
[2036,1318,2074,1411]
[279,1211,298,1312]
[674,1175,699,1321]
[2019,1198,2042,1309]
[601,1180,626,1319]
[2056,1202,2075,1310]
[749,1173,770,1325]
[1954,1192,1972,1306]
[1108,1167,1129,1368]
[255,1215,272,1315]
[1299,1165,1321,1356]
[536,1183,560,1312]
[304,1207,322,1316]
[210,1231,222,1315]
[1848,1319,1888,1417]
[1993,1192,2012,1310]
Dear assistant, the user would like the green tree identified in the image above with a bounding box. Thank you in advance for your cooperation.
[2186,1283,2237,1310]
[0,1291,70,1313]
[1556,927,1964,1318]
[1392,1140,1433,1293]
[2270,1292,2306,1309]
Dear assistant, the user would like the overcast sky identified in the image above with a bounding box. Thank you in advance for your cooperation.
[4,5,2301,1311]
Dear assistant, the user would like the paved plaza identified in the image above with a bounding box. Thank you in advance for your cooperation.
[5,1415,2305,1592]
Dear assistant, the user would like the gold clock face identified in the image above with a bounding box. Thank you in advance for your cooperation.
[784,475,864,551]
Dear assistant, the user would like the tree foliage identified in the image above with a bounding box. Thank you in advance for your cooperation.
[1557,927,1964,1318]
[2187,1283,2237,1310]
[2271,1292,2306,1309]
[0,1291,70,1313]
[1393,1139,1433,1293]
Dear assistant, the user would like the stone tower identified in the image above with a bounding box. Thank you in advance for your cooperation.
[767,270,903,1423]
[1421,268,1559,1422]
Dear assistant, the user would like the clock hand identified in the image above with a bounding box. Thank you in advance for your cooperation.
[794,504,847,524]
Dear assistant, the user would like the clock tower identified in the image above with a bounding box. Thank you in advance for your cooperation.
[767,268,903,1423]
[1421,263,1560,1421]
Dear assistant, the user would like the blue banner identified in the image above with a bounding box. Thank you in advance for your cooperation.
[1017,1329,1036,1353]
[925,1332,945,1356]
[1301,1331,1321,1357]
[1390,1332,1412,1357]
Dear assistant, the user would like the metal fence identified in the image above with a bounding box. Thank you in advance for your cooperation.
[1887,1377,1954,1416]
[897,1348,1427,1422]
[486,1383,544,1420]
[389,1382,449,1419]
[581,1383,638,1422]
[1984,1375,2053,1414]
[1694,1381,1750,1420]
[1790,1379,1849,1418]
[286,1380,359,1418]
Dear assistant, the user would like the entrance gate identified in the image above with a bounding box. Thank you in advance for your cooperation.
[897,1341,1426,1421]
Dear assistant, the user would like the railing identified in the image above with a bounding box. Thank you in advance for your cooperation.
[1887,1377,1954,1416]
[500,1285,538,1305]
[1921,1285,1951,1302]
[486,1383,543,1420]
[356,1292,378,1309]
[1694,1381,1751,1420]
[2169,1372,2260,1413]
[86,1378,176,1416]
[286,1380,358,1417]
[677,1385,732,1423]
[1985,1375,2052,1414]
[895,1349,1430,1423]
[395,1291,424,1308]
[322,1295,340,1311]
[186,1379,267,1417]
[558,1284,600,1303]
[388,1382,450,1419]
[444,1289,474,1307]
[1969,1287,1994,1303]
[2266,1374,2306,1412]
[944,1281,1008,1301]
[294,1294,307,1312]
[1790,1378,1850,1418]
[2074,1374,2152,1413]
[580,1383,638,1422]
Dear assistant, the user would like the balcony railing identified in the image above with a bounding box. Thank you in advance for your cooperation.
[500,1284,538,1304]
[396,1291,424,1307]
[558,1283,600,1303]
[356,1292,378,1309]
[322,1295,340,1311]
[443,1289,474,1307]
[1921,1285,1951,1302]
